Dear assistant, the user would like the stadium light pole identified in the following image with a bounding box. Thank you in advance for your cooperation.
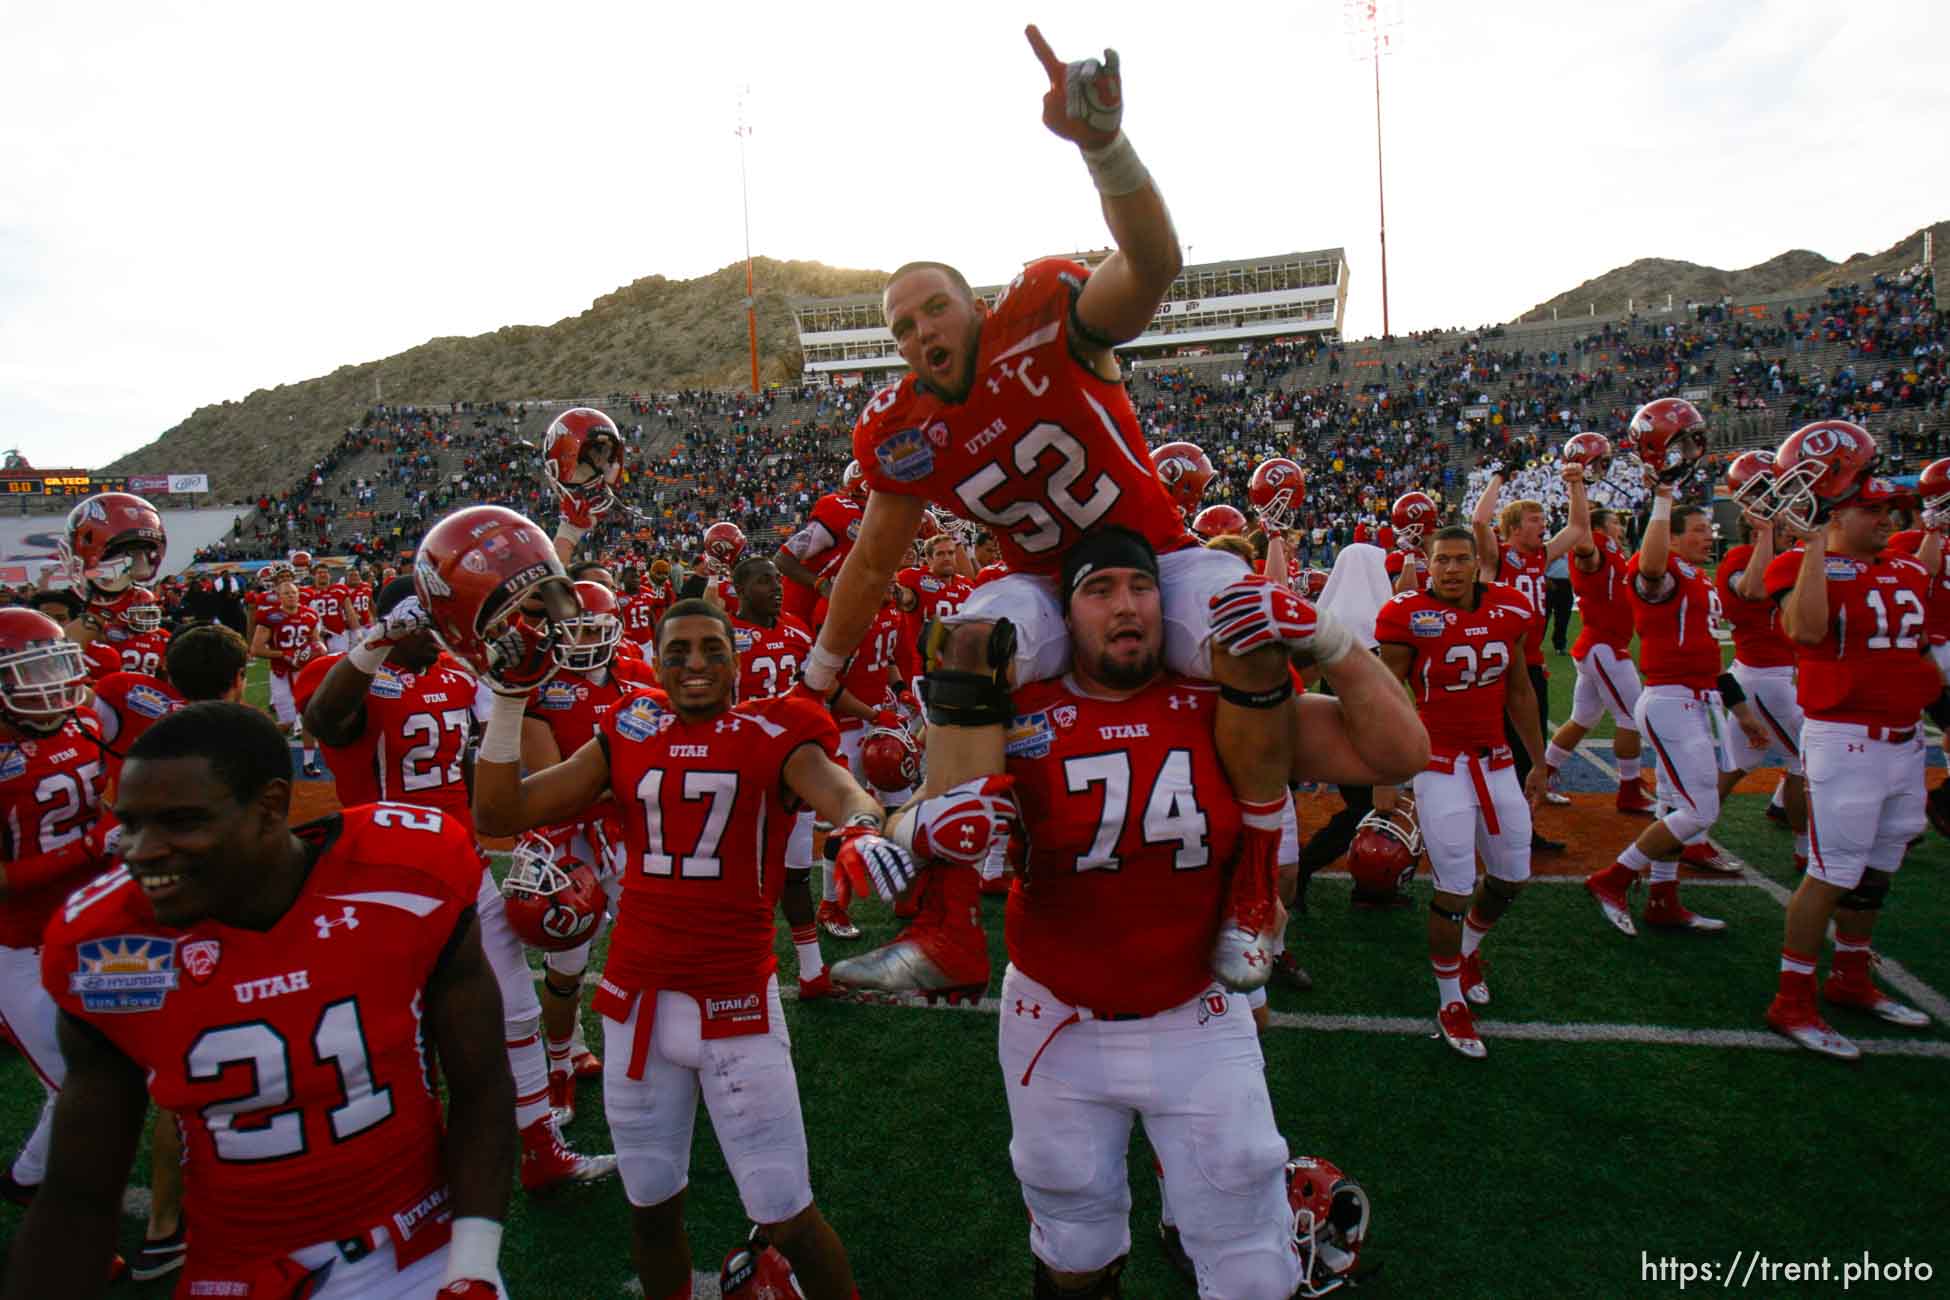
[736,87,760,394]
[1346,1,1402,340]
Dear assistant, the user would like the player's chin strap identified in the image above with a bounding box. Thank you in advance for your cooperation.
[917,618,1017,727]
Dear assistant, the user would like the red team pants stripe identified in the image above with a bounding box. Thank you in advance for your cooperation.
[1642,717,1696,810]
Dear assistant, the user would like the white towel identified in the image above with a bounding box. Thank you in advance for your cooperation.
[1317,543,1394,649]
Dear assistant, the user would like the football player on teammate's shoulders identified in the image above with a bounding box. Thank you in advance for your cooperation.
[865,524,1372,1298]
[1758,423,1938,1059]
[1471,437,1592,854]
[1375,525,1548,1059]
[11,702,514,1298]
[801,26,1429,1005]
[308,543,618,1197]
[472,577,888,1298]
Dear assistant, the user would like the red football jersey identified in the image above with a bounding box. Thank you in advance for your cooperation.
[895,567,971,682]
[526,669,636,834]
[1569,538,1635,660]
[82,639,122,683]
[290,655,382,809]
[1383,551,1426,585]
[344,582,374,630]
[114,629,171,678]
[1884,531,1950,645]
[0,715,110,948]
[43,806,481,1275]
[1255,554,1304,587]
[1374,585,1535,756]
[838,604,905,725]
[618,591,661,645]
[732,613,814,704]
[1003,675,1239,1016]
[1717,543,1797,669]
[853,258,1194,575]
[360,663,480,828]
[259,607,323,679]
[780,492,865,622]
[598,692,838,995]
[1492,541,1549,662]
[1627,554,1721,689]
[1765,548,1939,727]
[91,672,185,787]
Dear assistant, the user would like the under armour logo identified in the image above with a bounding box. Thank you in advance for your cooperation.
[1014,999,1041,1019]
[314,906,359,938]
[1244,950,1267,967]
[1846,743,1865,752]
[715,718,741,733]
[1168,694,1198,711]
[958,825,978,850]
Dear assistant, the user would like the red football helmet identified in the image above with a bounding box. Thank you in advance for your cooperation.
[1150,441,1215,516]
[1389,491,1439,553]
[1191,504,1248,541]
[553,580,622,673]
[0,608,91,734]
[1920,457,1950,531]
[1726,449,1776,511]
[413,505,578,691]
[61,492,165,602]
[1347,795,1421,901]
[542,407,624,514]
[1627,398,1708,484]
[721,1226,803,1299]
[1248,458,1306,531]
[1561,432,1614,481]
[1302,569,1331,600]
[115,587,164,635]
[913,510,945,559]
[860,723,922,793]
[501,832,607,952]
[1766,420,1879,532]
[257,562,291,592]
[703,522,747,574]
[841,460,869,501]
[1287,1155,1372,1297]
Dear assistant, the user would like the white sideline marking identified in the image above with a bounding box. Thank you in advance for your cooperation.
[1311,869,1751,887]
[834,992,1950,1058]
[1577,741,1950,1026]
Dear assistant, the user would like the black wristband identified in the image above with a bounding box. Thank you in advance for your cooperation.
[1219,678,1296,711]
[1716,672,1746,708]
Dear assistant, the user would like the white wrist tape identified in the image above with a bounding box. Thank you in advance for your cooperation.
[803,643,846,693]
[1082,132,1150,197]
[1650,497,1672,523]
[555,519,587,548]
[346,630,390,675]
[1309,609,1357,667]
[479,692,528,766]
[443,1216,503,1285]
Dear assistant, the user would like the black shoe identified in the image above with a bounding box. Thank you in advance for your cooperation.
[0,1169,36,1208]
[1272,951,1313,991]
[1765,803,1789,826]
[130,1219,187,1282]
[1158,1221,1196,1281]
[1531,833,1566,855]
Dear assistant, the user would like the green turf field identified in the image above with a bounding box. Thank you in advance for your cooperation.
[4,637,1947,1297]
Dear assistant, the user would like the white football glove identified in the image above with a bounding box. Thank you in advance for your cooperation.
[895,776,1017,867]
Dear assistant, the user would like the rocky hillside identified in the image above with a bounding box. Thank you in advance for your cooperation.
[1518,220,1944,323]
[104,258,891,502]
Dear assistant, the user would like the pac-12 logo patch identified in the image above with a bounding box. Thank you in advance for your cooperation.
[874,427,935,483]
[70,936,178,1012]
[1410,609,1447,638]
[180,939,221,985]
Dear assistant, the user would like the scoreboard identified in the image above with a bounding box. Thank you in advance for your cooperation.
[0,472,127,497]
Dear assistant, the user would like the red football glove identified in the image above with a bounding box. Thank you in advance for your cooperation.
[831,823,920,901]
[900,775,1017,867]
[1209,575,1355,663]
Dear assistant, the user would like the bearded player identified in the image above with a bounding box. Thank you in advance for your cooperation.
[1542,505,1656,815]
[1470,455,1590,853]
[1375,526,1547,1058]
[874,528,1373,1300]
[1759,423,1936,1058]
[470,586,887,1300]
[302,570,616,1193]
[1583,470,1771,939]
[804,28,1425,1001]
[9,702,514,1298]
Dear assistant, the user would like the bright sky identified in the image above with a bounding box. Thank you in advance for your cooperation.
[4,0,1944,472]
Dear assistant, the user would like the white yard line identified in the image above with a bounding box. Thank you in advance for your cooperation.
[1576,740,1950,1026]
